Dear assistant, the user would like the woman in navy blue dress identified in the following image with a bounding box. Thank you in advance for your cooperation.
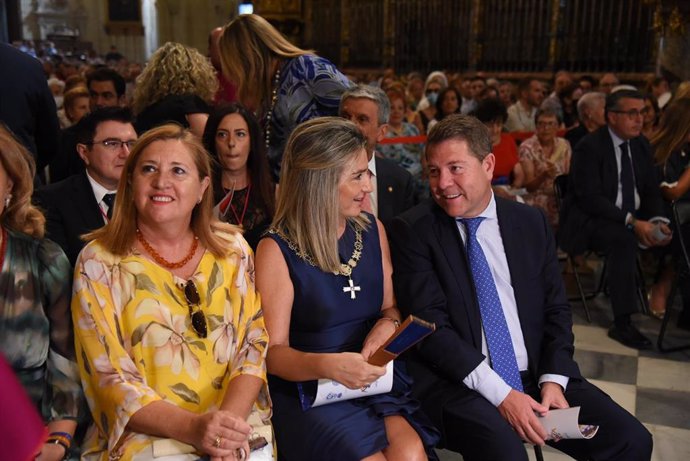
[256,117,438,460]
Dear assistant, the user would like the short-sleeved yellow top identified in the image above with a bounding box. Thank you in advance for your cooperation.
[72,232,270,460]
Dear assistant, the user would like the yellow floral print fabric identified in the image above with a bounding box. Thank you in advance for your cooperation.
[72,232,270,460]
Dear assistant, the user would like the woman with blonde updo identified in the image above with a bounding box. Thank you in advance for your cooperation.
[133,42,218,137]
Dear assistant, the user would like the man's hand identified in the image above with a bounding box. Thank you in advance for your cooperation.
[540,381,569,410]
[634,220,672,247]
[497,390,549,446]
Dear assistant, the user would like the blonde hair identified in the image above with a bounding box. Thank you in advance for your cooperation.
[0,126,45,238]
[272,117,369,273]
[84,124,237,256]
[219,14,313,111]
[132,42,218,115]
[650,98,690,167]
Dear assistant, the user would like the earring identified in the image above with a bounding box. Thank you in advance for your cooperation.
[197,197,202,204]
[4,194,12,209]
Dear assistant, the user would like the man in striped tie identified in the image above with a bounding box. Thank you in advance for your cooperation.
[389,114,651,461]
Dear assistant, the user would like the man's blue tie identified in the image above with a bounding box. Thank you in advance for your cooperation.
[460,217,523,391]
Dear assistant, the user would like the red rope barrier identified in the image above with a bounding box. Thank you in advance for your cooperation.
[379,130,567,145]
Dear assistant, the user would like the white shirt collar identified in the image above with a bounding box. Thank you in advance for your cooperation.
[367,153,378,177]
[607,126,626,148]
[85,171,117,205]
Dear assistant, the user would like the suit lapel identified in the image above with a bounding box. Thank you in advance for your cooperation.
[432,205,483,346]
[600,130,618,202]
[74,173,106,231]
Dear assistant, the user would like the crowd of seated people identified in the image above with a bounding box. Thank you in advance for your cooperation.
[3,18,690,460]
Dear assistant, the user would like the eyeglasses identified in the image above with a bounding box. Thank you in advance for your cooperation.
[184,280,207,338]
[610,108,649,119]
[87,139,137,150]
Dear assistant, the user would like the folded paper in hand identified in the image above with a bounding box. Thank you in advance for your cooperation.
[298,361,394,411]
[537,406,599,441]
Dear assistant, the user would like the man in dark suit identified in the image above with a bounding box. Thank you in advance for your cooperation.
[560,89,671,349]
[0,43,60,176]
[35,107,136,265]
[389,114,651,461]
[339,84,416,225]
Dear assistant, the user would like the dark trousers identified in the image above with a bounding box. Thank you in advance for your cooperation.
[416,371,652,461]
[585,218,639,322]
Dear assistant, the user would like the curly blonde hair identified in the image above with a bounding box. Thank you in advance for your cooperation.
[0,125,45,238]
[132,42,218,115]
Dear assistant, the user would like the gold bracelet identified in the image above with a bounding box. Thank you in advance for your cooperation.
[378,317,401,328]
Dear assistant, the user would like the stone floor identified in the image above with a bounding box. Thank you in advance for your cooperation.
[437,263,690,461]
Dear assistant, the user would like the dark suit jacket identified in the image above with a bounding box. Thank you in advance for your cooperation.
[0,44,59,171]
[559,126,665,253]
[388,197,581,398]
[34,173,104,266]
[375,155,416,225]
[50,124,84,184]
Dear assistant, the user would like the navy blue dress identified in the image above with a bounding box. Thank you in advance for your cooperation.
[266,216,439,461]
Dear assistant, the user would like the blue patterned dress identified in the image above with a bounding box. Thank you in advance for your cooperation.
[267,54,353,177]
[264,216,439,461]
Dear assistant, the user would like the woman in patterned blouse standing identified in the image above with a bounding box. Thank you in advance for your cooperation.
[218,14,353,179]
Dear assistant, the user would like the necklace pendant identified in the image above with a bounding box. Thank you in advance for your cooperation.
[343,276,361,300]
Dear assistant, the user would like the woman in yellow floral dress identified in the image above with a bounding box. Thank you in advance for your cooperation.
[72,124,272,461]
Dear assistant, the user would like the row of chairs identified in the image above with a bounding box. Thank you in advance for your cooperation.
[553,175,690,352]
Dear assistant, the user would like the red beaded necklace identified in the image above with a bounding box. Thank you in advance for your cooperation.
[136,229,198,269]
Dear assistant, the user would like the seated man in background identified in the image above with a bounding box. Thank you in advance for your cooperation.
[339,84,416,226]
[505,78,545,132]
[560,89,671,349]
[35,107,137,265]
[388,114,652,461]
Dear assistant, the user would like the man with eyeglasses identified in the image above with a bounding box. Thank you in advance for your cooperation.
[560,89,671,349]
[50,67,128,183]
[34,107,137,265]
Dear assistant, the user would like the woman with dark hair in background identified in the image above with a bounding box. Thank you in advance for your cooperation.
[427,87,462,132]
[472,98,519,185]
[642,94,660,140]
[202,104,276,250]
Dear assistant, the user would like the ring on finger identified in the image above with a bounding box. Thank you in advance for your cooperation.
[213,434,222,448]
[236,447,247,460]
